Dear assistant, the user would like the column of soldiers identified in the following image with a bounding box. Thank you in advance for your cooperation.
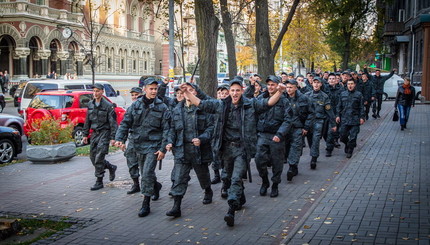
[83,66,395,227]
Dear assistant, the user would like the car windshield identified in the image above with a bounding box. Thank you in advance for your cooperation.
[24,83,58,99]
[104,84,116,97]
[28,95,73,109]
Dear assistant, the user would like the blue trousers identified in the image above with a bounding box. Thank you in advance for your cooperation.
[397,104,411,126]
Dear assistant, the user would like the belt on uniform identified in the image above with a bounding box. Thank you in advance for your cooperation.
[184,142,195,145]
[223,141,241,147]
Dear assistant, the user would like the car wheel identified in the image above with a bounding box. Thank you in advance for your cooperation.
[73,126,85,147]
[382,93,388,101]
[0,139,16,164]
[416,91,421,100]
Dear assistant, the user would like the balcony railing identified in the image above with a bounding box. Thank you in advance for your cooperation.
[383,22,405,36]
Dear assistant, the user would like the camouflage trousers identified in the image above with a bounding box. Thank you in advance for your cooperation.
[339,124,360,149]
[137,152,159,197]
[255,133,285,184]
[221,143,247,207]
[306,119,325,158]
[125,141,139,179]
[89,130,115,178]
[284,128,304,166]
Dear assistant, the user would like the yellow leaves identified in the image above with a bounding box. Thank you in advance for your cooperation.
[75,208,84,212]
[236,46,256,71]
[303,225,311,229]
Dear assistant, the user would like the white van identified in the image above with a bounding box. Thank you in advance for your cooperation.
[19,79,126,116]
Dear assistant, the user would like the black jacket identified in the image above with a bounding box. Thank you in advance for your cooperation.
[336,89,365,126]
[395,85,416,107]
[83,98,118,140]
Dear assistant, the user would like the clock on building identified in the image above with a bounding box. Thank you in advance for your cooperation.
[62,27,73,39]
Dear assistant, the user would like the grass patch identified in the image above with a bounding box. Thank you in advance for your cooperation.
[0,217,73,245]
[0,159,27,167]
[76,145,121,156]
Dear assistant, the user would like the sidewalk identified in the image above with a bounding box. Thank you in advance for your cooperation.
[0,101,428,245]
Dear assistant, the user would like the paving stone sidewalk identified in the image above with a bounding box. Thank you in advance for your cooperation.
[0,101,428,244]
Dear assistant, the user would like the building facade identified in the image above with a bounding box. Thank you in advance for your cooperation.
[382,0,430,100]
[0,0,156,80]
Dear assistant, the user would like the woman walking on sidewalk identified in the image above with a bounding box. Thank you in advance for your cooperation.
[394,77,416,130]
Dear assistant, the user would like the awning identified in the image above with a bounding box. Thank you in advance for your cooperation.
[395,36,410,43]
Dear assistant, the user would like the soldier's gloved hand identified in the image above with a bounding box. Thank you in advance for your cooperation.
[192,138,201,146]
[166,144,173,151]
[336,117,341,124]
[83,137,88,145]
[302,129,308,136]
[272,136,280,142]
[154,150,165,161]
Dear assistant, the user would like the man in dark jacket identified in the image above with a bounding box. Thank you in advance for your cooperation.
[325,73,343,156]
[305,77,336,169]
[336,79,365,158]
[255,75,292,198]
[364,65,396,118]
[359,73,375,120]
[83,83,118,191]
[284,80,314,181]
[180,79,284,227]
[165,84,214,218]
[115,79,170,218]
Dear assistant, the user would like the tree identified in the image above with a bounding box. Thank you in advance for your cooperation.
[254,0,300,79]
[310,0,375,70]
[194,0,220,97]
[236,45,256,74]
[219,0,237,78]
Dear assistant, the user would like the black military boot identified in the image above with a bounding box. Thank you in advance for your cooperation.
[326,150,332,157]
[108,163,117,181]
[152,181,162,201]
[237,190,246,210]
[334,139,341,148]
[346,148,354,158]
[270,183,279,198]
[127,178,140,194]
[221,180,229,199]
[90,177,103,191]
[344,144,349,154]
[138,196,151,217]
[211,170,221,184]
[224,203,237,227]
[372,113,377,119]
[401,125,405,131]
[376,112,381,118]
[287,165,298,181]
[166,195,182,218]
[310,157,317,170]
[202,187,213,204]
[260,176,270,196]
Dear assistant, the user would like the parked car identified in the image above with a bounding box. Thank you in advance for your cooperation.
[139,75,165,88]
[382,74,422,100]
[217,73,228,84]
[19,79,126,118]
[0,113,25,135]
[24,90,126,147]
[0,93,5,113]
[0,126,22,164]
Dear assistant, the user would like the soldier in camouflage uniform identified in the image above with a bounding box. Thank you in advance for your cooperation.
[115,80,170,217]
[181,79,284,227]
[284,81,314,181]
[165,84,215,218]
[305,77,336,169]
[336,79,365,158]
[359,73,375,120]
[83,83,118,191]
[325,73,344,157]
[255,75,292,198]
[123,87,143,194]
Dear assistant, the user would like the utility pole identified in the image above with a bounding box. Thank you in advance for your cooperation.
[169,0,175,81]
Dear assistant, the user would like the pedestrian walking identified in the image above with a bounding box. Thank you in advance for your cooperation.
[284,80,314,181]
[0,72,5,93]
[82,83,118,191]
[115,79,170,217]
[305,77,336,169]
[336,79,365,158]
[123,87,143,194]
[325,73,343,157]
[359,73,375,120]
[394,77,416,130]
[3,70,9,93]
[255,75,292,198]
[180,79,284,227]
[165,84,215,218]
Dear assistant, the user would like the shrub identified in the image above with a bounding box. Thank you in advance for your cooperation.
[29,117,74,145]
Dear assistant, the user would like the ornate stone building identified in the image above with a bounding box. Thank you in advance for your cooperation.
[0,0,156,80]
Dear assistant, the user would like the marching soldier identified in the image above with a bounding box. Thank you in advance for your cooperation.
[180,79,284,227]
[325,73,343,157]
[254,75,292,198]
[165,84,215,218]
[284,80,314,181]
[83,83,118,191]
[359,73,375,120]
[115,79,170,217]
[336,79,365,158]
[305,77,336,169]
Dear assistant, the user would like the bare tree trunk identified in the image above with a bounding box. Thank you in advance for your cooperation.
[220,0,237,79]
[255,0,273,80]
[195,0,220,97]
[342,31,352,70]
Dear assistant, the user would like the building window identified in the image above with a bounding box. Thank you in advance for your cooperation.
[121,59,124,70]
[133,60,136,70]
[144,60,147,71]
[36,0,45,5]
[108,58,111,69]
[159,60,162,72]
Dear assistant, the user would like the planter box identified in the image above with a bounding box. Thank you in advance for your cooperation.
[27,142,76,164]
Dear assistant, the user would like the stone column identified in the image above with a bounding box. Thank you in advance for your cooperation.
[37,49,51,77]
[74,53,85,77]
[14,47,30,79]
[57,51,69,77]
[32,52,40,78]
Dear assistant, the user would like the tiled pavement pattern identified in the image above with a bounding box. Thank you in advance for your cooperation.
[285,103,430,245]
[0,101,428,244]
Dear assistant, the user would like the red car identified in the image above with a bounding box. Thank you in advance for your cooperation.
[24,90,126,146]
